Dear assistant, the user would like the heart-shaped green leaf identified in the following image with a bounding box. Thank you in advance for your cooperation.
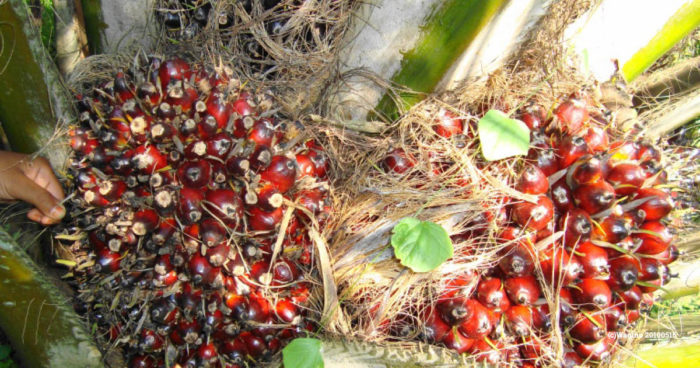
[478,109,530,161]
[282,338,324,368]
[391,218,453,272]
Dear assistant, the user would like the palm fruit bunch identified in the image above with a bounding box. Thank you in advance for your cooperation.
[61,56,332,367]
[382,94,678,366]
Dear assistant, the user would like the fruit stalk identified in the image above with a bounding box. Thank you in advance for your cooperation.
[0,227,102,368]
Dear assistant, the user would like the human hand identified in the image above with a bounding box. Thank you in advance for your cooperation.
[0,151,66,225]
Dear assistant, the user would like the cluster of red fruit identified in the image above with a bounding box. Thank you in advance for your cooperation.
[382,96,678,366]
[66,57,331,367]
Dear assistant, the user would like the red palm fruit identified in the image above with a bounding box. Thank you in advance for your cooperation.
[540,246,583,286]
[554,98,588,133]
[607,256,639,291]
[583,126,609,152]
[189,253,221,285]
[132,145,167,173]
[559,290,577,327]
[604,305,627,331]
[295,153,316,178]
[607,163,645,195]
[220,337,248,363]
[260,156,297,193]
[136,81,160,107]
[637,258,664,282]
[533,304,552,331]
[197,342,217,364]
[205,133,233,159]
[253,182,283,211]
[498,243,535,277]
[551,178,575,212]
[518,104,546,130]
[152,217,176,245]
[241,331,267,358]
[575,334,614,362]
[131,209,159,236]
[438,271,478,301]
[505,305,533,336]
[610,141,640,162]
[638,270,669,294]
[657,244,679,265]
[130,355,156,368]
[205,188,244,226]
[95,247,121,273]
[139,329,164,352]
[158,58,191,90]
[433,109,463,137]
[437,296,472,326]
[443,329,475,354]
[592,215,632,243]
[637,143,661,162]
[226,156,250,177]
[204,96,231,130]
[177,159,211,188]
[206,243,231,267]
[477,278,510,312]
[561,208,592,246]
[296,188,325,220]
[529,147,559,176]
[617,285,642,310]
[569,311,606,343]
[177,187,204,224]
[573,180,616,214]
[557,136,590,169]
[571,278,612,308]
[170,319,200,345]
[249,146,272,171]
[516,165,549,194]
[249,260,272,286]
[248,205,284,231]
[458,300,493,338]
[96,180,126,203]
[129,116,152,144]
[224,293,249,321]
[512,195,554,231]
[382,148,415,174]
[153,189,176,217]
[275,298,299,323]
[504,275,541,305]
[308,148,330,178]
[291,283,311,304]
[247,295,272,323]
[571,156,604,186]
[634,188,673,221]
[272,259,300,285]
[469,338,504,364]
[248,118,275,147]
[422,307,450,342]
[233,97,254,116]
[575,241,609,278]
[634,221,673,255]
[626,309,640,324]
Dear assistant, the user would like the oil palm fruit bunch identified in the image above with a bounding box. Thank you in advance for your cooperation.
[61,56,331,367]
[382,94,679,366]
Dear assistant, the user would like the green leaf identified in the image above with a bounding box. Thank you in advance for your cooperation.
[391,218,453,272]
[0,345,10,361]
[477,110,530,161]
[282,338,324,368]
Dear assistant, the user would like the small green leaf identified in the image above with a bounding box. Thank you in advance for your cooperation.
[0,345,10,361]
[282,338,324,368]
[478,109,530,161]
[391,218,453,272]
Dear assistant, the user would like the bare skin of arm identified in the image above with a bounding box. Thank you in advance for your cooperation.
[0,151,66,225]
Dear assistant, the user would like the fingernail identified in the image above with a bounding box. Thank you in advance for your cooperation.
[50,204,66,219]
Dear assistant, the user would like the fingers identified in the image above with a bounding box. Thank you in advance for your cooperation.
[7,172,65,225]
[26,157,65,202]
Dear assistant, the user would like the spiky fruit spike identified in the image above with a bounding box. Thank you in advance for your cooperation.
[505,305,533,336]
[275,298,299,323]
[557,136,591,169]
[634,188,673,221]
[177,187,204,225]
[477,278,510,312]
[575,241,609,278]
[571,278,612,308]
[177,159,212,188]
[200,217,226,246]
[132,144,167,173]
[606,256,639,291]
[433,108,463,137]
[248,206,284,231]
[511,195,554,231]
[583,126,609,152]
[132,208,159,236]
[516,165,549,194]
[555,97,588,133]
[561,208,592,246]
[570,311,606,343]
[573,180,616,215]
[634,221,673,255]
[504,275,540,305]
[205,188,244,227]
[607,163,645,195]
[458,300,493,338]
[382,148,415,174]
[260,156,297,193]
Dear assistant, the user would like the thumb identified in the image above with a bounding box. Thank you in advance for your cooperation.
[7,172,65,222]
